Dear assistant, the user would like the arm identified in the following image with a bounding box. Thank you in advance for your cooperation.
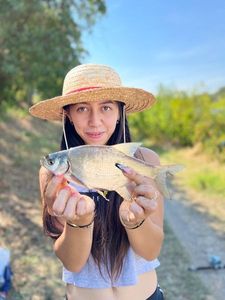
[39,167,95,272]
[119,147,164,260]
[53,210,94,273]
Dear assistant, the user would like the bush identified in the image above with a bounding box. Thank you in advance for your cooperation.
[129,87,225,161]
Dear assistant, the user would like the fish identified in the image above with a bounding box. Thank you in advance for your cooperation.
[40,142,183,201]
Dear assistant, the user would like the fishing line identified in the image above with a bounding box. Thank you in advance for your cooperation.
[62,110,69,150]
[123,105,126,143]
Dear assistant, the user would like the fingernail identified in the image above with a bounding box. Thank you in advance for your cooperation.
[115,163,132,174]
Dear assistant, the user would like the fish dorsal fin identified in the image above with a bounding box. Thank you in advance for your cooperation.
[112,142,142,156]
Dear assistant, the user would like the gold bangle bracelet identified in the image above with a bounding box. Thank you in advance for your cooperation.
[67,219,94,229]
[119,215,145,230]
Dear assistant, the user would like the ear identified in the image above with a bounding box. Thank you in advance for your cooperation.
[63,108,73,124]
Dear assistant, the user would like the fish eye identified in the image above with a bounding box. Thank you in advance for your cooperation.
[46,155,55,165]
[48,158,54,165]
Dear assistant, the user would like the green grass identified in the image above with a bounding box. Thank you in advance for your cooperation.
[157,146,225,198]
[0,104,29,121]
[188,169,225,196]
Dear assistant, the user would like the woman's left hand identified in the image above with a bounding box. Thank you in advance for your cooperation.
[119,167,160,226]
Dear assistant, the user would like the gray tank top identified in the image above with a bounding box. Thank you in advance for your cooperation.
[63,247,159,288]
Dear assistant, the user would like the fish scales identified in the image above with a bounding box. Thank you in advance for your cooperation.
[40,143,184,200]
[69,146,128,190]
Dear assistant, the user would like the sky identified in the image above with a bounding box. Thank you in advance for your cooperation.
[82,0,225,95]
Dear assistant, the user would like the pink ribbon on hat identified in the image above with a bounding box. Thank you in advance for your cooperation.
[66,86,101,95]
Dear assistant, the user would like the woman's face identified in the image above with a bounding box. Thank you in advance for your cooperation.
[68,100,120,145]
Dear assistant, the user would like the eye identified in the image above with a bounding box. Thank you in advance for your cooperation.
[102,105,112,111]
[46,155,54,165]
[77,106,88,112]
[48,158,54,165]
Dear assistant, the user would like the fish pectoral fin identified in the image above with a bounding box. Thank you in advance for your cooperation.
[68,174,85,187]
[112,142,142,156]
[69,174,97,192]
[96,190,110,201]
[115,186,132,202]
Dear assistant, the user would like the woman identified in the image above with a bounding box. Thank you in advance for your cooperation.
[29,64,165,300]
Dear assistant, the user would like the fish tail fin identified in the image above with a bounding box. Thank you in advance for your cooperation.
[166,164,184,175]
[155,172,171,199]
[155,164,184,199]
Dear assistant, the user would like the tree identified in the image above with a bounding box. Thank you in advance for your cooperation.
[0,0,106,107]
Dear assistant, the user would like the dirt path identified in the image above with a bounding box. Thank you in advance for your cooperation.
[165,186,225,300]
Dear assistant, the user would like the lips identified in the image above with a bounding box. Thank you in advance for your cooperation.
[86,132,104,139]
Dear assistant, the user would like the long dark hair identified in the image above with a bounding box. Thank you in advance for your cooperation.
[43,102,132,280]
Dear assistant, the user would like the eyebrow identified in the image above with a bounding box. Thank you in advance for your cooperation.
[76,101,115,105]
[100,101,115,105]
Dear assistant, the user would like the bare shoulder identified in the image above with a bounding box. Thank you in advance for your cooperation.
[135,147,160,166]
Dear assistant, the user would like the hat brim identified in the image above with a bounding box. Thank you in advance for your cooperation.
[29,87,156,121]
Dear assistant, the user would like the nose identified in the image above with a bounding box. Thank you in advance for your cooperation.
[88,110,102,127]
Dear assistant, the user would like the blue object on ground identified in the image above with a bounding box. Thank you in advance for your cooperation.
[209,255,222,269]
[0,248,13,294]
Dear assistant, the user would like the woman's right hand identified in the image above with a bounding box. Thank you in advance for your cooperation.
[39,167,95,225]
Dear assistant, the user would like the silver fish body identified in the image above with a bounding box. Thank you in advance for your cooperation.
[40,143,183,200]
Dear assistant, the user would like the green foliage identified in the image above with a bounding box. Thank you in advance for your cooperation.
[194,97,225,159]
[129,86,225,161]
[188,169,225,196]
[0,0,106,107]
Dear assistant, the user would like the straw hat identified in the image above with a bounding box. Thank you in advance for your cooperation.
[29,64,156,121]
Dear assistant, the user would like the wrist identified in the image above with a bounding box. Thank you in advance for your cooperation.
[119,215,145,230]
[67,213,95,229]
[67,219,94,229]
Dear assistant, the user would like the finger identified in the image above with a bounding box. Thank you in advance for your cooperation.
[134,184,158,199]
[129,201,144,218]
[76,196,95,216]
[39,167,53,191]
[135,196,158,211]
[120,208,136,222]
[45,175,67,205]
[82,195,96,214]
[52,186,72,215]
[116,164,148,185]
[63,194,79,220]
